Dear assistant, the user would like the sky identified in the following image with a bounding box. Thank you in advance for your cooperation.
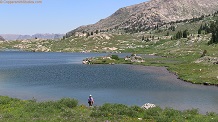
[0,0,148,35]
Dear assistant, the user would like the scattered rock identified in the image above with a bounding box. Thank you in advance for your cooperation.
[203,82,210,86]
[138,118,143,120]
[82,58,93,64]
[194,56,218,64]
[125,54,145,63]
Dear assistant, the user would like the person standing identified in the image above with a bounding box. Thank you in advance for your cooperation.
[88,95,94,107]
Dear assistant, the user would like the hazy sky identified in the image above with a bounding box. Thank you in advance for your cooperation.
[0,0,148,35]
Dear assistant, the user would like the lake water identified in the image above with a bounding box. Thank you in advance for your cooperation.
[0,51,218,113]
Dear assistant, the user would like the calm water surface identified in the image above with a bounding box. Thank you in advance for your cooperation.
[0,51,218,113]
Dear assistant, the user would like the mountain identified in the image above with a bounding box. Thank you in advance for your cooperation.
[17,33,64,40]
[67,0,218,36]
[0,36,5,41]
[0,34,64,40]
[0,34,20,41]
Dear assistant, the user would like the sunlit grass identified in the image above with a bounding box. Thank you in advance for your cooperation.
[0,96,217,122]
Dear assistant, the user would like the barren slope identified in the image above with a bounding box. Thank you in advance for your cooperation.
[67,0,218,36]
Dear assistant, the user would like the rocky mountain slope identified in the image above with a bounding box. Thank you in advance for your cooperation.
[67,0,218,36]
[0,36,5,41]
[0,34,64,41]
[0,34,20,41]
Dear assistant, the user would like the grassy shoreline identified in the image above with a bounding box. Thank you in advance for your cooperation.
[84,53,218,86]
[0,96,218,122]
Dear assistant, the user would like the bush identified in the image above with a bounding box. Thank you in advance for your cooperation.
[24,98,78,114]
[57,98,78,108]
[111,55,119,60]
[183,109,199,120]
[143,106,163,119]
[0,96,19,105]
[163,108,182,117]
[90,103,141,118]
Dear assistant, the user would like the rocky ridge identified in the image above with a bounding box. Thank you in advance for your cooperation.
[0,34,64,41]
[67,0,218,36]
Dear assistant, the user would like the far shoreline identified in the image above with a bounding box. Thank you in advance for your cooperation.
[81,53,218,87]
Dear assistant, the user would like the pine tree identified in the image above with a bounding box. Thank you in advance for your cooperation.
[175,31,183,39]
[204,23,210,34]
[142,36,145,41]
[86,32,90,37]
[169,26,176,31]
[198,28,201,34]
[183,30,189,38]
[95,30,99,34]
[156,24,159,30]
[209,21,218,44]
[166,31,169,36]
[172,26,175,31]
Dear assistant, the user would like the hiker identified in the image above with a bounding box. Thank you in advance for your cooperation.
[88,95,94,106]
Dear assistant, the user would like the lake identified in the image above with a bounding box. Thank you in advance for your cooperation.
[0,51,218,113]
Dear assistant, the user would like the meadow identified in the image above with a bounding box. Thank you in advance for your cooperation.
[0,96,217,122]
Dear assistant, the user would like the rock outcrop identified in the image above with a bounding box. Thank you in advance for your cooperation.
[125,54,145,63]
[194,56,218,64]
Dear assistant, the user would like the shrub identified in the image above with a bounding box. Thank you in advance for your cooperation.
[130,105,144,113]
[144,106,163,117]
[183,109,199,115]
[163,108,181,117]
[23,98,78,114]
[111,55,119,60]
[0,96,19,105]
[57,98,78,108]
[182,109,199,120]
[91,103,140,118]
[207,112,217,117]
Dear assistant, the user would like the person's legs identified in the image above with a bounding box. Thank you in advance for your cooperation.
[88,101,91,106]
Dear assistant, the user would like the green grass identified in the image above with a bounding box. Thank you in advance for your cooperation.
[0,96,217,122]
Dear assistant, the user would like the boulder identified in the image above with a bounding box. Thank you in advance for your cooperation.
[141,103,156,109]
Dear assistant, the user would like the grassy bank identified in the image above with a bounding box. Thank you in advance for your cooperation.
[0,96,217,122]
[85,49,218,85]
